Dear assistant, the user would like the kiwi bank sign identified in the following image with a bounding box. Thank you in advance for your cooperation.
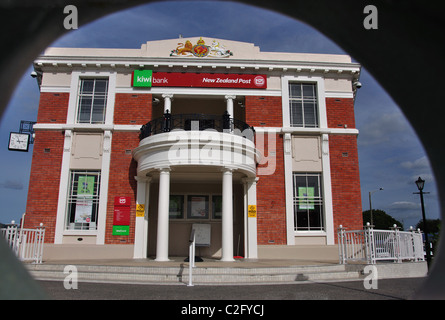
[132,70,267,89]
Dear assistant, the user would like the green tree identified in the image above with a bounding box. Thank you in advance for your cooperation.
[416,218,441,255]
[362,209,404,230]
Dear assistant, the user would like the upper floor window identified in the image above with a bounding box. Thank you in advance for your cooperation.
[77,78,108,124]
[289,83,319,128]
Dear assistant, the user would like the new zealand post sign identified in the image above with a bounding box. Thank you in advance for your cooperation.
[132,70,267,89]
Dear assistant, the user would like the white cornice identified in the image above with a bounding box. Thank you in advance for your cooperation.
[34,55,360,78]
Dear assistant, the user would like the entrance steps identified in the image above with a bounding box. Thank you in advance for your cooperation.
[26,262,367,285]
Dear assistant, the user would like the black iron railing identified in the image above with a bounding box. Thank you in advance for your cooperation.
[139,112,255,141]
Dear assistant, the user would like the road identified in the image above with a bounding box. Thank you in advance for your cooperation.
[39,277,425,300]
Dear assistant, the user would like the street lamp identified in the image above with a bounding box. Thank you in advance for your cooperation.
[414,177,431,268]
[369,187,383,226]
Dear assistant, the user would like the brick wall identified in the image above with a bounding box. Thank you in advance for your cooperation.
[256,135,287,245]
[114,93,152,124]
[24,130,65,242]
[329,134,363,234]
[246,96,286,245]
[245,96,282,127]
[105,93,152,244]
[105,132,139,244]
[326,97,362,237]
[325,97,356,129]
[36,92,69,123]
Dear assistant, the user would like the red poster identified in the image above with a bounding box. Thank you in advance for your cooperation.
[113,196,131,226]
[152,72,267,89]
[113,206,131,226]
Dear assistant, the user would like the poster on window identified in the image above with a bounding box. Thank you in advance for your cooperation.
[188,196,209,219]
[298,187,314,210]
[74,199,93,223]
[77,176,95,196]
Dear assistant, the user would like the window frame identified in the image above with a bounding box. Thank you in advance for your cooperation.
[292,172,324,231]
[76,78,109,124]
[288,82,319,128]
[66,170,101,231]
[168,194,222,221]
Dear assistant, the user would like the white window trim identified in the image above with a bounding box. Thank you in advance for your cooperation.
[282,76,334,245]
[281,75,327,129]
[67,71,116,126]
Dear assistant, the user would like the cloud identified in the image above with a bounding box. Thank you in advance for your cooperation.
[401,156,430,170]
[358,112,412,146]
[389,201,419,211]
[0,180,24,190]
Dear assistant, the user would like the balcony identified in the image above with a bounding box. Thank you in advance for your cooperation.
[139,112,255,142]
[133,112,259,178]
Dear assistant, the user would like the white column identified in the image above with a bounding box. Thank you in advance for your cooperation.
[133,176,151,259]
[54,130,72,244]
[221,167,234,261]
[225,95,236,117]
[155,167,170,261]
[243,177,259,259]
[162,93,173,113]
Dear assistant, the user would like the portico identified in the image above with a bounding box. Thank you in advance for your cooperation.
[132,105,259,261]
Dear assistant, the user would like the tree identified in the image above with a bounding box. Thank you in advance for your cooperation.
[416,218,441,255]
[362,209,404,230]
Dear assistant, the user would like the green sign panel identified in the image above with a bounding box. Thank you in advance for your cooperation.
[112,225,129,236]
[132,70,152,87]
[298,187,314,210]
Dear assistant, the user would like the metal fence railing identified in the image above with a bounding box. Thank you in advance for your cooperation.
[338,224,425,264]
[1,224,45,264]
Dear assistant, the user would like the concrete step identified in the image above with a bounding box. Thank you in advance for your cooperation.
[26,263,363,285]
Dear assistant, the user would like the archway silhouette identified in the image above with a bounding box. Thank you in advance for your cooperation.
[0,0,443,299]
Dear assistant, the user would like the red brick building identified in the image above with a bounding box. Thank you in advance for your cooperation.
[26,37,362,261]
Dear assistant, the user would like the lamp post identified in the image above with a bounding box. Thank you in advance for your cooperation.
[414,177,431,268]
[369,188,383,226]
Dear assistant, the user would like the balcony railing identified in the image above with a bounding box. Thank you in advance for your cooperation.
[139,111,255,141]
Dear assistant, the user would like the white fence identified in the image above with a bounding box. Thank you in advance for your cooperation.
[338,224,425,264]
[1,224,45,264]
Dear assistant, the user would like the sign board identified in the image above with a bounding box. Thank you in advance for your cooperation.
[113,206,130,225]
[136,204,145,217]
[132,70,152,87]
[192,224,211,247]
[112,225,129,236]
[113,196,131,231]
[132,71,267,89]
[248,205,257,218]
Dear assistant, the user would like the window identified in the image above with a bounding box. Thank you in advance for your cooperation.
[187,195,209,219]
[168,194,222,220]
[169,195,184,219]
[293,173,324,231]
[77,78,108,124]
[289,83,319,128]
[66,170,101,230]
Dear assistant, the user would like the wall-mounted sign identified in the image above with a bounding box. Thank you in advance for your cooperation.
[248,205,257,218]
[136,204,145,217]
[132,71,267,89]
[112,225,129,236]
[113,196,131,235]
[132,70,152,87]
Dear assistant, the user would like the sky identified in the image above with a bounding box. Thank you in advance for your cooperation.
[0,1,439,230]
